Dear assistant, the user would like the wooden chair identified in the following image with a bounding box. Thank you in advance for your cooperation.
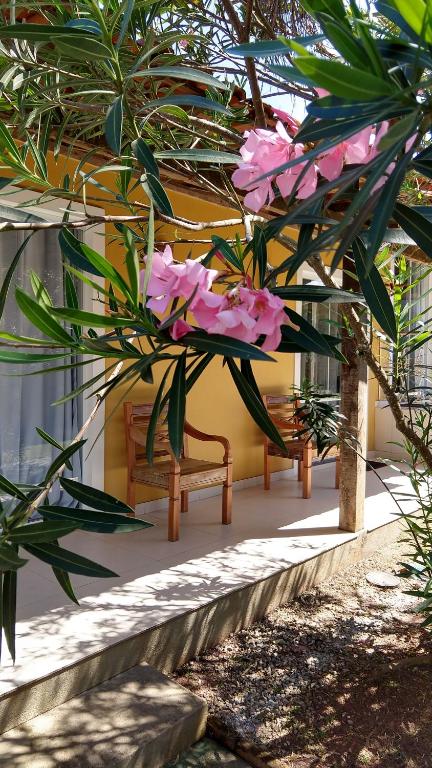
[124,402,232,541]
[262,394,340,499]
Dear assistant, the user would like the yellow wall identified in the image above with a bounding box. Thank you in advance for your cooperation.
[8,152,379,503]
[101,186,295,503]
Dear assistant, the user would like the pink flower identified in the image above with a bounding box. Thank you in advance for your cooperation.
[143,249,292,352]
[143,246,219,314]
[276,141,318,200]
[190,290,224,330]
[170,319,194,340]
[204,287,257,343]
[232,122,299,213]
[272,107,298,136]
[251,288,286,351]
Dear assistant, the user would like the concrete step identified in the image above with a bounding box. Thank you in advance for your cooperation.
[1,662,207,768]
[166,737,253,767]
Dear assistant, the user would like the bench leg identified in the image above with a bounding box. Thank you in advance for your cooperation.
[181,490,189,513]
[127,477,136,517]
[335,454,341,489]
[297,459,303,481]
[303,443,312,499]
[222,464,232,525]
[168,469,181,541]
[264,445,271,490]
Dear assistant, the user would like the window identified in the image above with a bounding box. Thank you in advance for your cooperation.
[404,264,432,396]
[300,278,341,394]
[0,188,105,495]
[0,227,83,499]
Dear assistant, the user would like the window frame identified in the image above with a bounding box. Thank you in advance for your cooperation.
[0,185,105,491]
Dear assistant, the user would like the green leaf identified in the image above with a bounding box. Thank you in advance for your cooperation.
[36,427,73,470]
[227,40,291,57]
[30,271,53,307]
[52,568,79,605]
[146,366,172,464]
[0,235,32,319]
[272,286,364,303]
[132,138,159,177]
[59,229,104,277]
[66,19,102,36]
[353,238,397,342]
[8,521,77,544]
[209,236,243,272]
[24,543,118,578]
[0,474,28,501]
[53,35,113,61]
[2,570,17,662]
[378,113,418,151]
[105,96,123,156]
[45,440,86,482]
[141,173,173,217]
[61,236,130,298]
[240,359,262,401]
[64,272,81,338]
[0,544,27,571]
[0,122,25,165]
[128,66,229,90]
[168,352,186,458]
[267,64,317,87]
[49,307,132,328]
[283,309,338,357]
[226,359,286,451]
[0,350,69,363]
[124,233,140,307]
[293,57,395,100]
[140,95,232,115]
[393,203,432,260]
[154,149,240,164]
[185,353,213,395]
[253,226,267,287]
[391,0,432,43]
[366,149,414,264]
[40,506,152,534]
[301,0,347,23]
[0,23,87,40]
[59,477,134,515]
[15,287,76,345]
[317,14,368,70]
[116,0,134,48]
[181,331,274,361]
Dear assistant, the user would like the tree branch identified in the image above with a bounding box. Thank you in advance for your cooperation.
[305,252,432,472]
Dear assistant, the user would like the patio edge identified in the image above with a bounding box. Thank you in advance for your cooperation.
[0,517,402,735]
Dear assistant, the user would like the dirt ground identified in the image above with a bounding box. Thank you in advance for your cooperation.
[174,540,432,768]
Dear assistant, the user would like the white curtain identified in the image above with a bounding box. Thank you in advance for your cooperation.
[0,227,82,502]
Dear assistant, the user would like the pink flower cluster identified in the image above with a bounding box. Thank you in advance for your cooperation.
[232,108,391,212]
[142,245,290,351]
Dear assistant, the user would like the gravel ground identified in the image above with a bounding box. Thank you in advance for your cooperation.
[174,540,432,768]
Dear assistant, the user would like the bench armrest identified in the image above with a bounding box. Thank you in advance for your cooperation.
[184,421,231,461]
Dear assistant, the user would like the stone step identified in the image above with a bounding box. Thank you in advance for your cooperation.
[1,662,207,768]
[166,737,253,767]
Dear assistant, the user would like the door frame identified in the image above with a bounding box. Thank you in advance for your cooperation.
[0,185,105,490]
[294,264,342,389]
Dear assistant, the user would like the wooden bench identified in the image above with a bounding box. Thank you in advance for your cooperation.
[124,402,232,541]
[262,394,340,499]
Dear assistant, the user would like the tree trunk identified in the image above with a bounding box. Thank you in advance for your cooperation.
[339,255,368,532]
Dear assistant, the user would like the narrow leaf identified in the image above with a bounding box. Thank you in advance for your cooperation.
[227,359,285,451]
[59,477,134,515]
[168,352,186,458]
[24,543,118,578]
[353,238,397,342]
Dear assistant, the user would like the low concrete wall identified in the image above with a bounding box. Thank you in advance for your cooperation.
[0,518,402,735]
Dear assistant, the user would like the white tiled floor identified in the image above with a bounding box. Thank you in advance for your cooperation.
[0,463,407,697]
